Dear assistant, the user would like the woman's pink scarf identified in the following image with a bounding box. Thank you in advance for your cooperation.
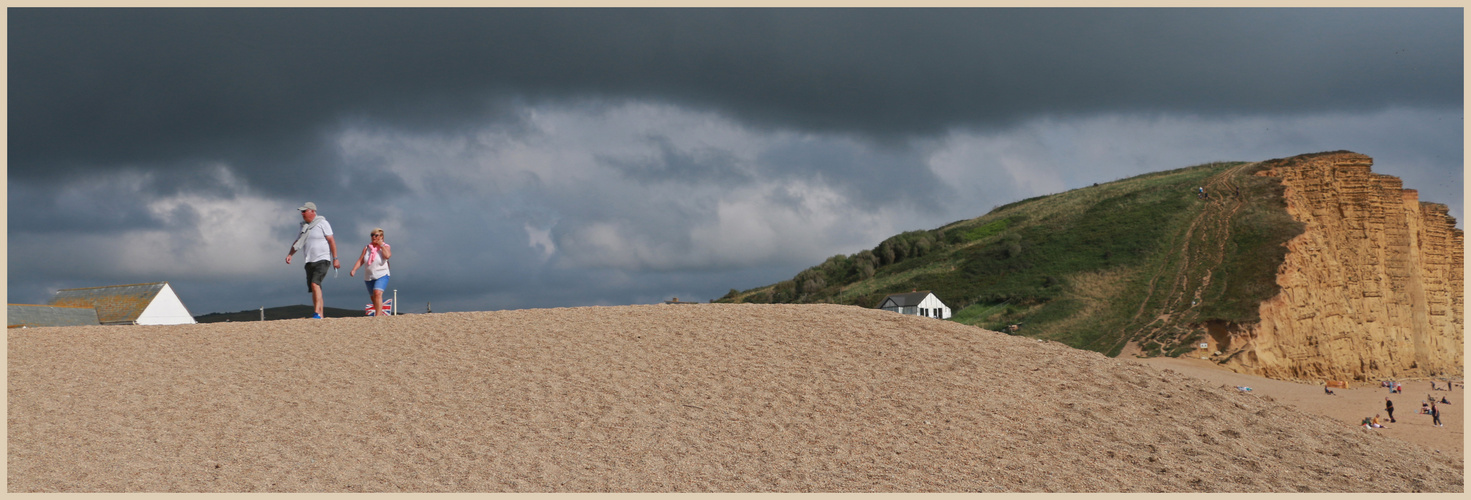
[366,244,381,266]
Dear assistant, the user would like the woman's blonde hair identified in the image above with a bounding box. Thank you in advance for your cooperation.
[371,228,384,237]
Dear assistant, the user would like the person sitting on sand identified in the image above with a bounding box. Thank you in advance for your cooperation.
[1361,417,1375,429]
[1421,402,1430,414]
[1440,396,1451,404]
[1324,385,1335,395]
[1371,415,1385,428]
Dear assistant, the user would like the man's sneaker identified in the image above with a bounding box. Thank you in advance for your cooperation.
[311,313,323,319]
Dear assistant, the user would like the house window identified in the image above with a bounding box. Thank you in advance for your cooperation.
[920,308,928,317]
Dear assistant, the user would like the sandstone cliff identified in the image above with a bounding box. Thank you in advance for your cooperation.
[1219,152,1463,382]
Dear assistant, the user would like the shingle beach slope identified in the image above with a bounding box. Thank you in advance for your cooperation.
[9,304,1463,492]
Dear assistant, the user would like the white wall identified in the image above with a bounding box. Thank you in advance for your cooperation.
[918,294,952,319]
[136,283,198,325]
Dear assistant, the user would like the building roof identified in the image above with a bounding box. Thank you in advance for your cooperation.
[878,291,938,308]
[8,304,102,328]
[48,282,170,324]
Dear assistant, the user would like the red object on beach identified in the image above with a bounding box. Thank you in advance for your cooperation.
[365,298,394,316]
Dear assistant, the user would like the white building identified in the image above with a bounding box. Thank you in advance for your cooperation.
[47,282,197,325]
[877,290,951,319]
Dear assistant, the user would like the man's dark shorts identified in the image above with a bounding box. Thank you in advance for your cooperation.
[305,260,330,292]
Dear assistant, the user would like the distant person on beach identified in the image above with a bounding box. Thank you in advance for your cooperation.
[1431,403,1442,427]
[1371,415,1384,428]
[285,202,338,319]
[1440,396,1451,404]
[1386,398,1395,422]
[350,227,392,317]
[1324,385,1335,395]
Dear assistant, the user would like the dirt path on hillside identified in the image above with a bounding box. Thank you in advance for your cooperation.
[1126,162,1255,350]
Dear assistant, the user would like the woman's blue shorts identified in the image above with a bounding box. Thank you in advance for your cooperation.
[365,275,390,293]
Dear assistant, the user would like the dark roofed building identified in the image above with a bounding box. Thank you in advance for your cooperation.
[7,304,102,328]
[877,290,952,319]
[47,282,197,325]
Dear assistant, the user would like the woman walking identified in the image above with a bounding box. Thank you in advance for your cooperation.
[349,228,392,317]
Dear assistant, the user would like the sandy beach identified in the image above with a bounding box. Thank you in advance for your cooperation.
[8,303,1462,492]
[1131,356,1463,460]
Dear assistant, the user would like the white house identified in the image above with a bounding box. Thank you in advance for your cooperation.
[47,282,197,325]
[877,290,951,319]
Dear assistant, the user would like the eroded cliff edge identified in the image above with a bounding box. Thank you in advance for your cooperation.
[1219,151,1463,382]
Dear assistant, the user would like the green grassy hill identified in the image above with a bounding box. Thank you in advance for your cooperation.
[717,157,1307,358]
[195,305,370,322]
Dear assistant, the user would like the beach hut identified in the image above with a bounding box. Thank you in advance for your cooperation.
[46,282,197,325]
[877,290,951,319]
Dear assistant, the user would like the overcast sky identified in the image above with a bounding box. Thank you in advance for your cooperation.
[8,8,1463,315]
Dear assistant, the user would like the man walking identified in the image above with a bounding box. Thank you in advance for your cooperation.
[1385,397,1395,422]
[1431,403,1442,427]
[285,202,339,319]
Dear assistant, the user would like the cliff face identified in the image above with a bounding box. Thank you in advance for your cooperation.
[1220,152,1463,382]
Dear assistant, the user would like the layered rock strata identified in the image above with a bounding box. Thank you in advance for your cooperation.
[1221,152,1463,382]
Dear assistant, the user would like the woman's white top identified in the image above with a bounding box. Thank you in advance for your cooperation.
[363,245,391,280]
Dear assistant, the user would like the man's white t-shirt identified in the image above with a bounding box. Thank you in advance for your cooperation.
[300,217,334,263]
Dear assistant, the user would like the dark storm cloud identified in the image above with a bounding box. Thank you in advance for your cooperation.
[599,135,754,187]
[11,8,1460,186]
[757,139,946,214]
[7,178,163,234]
[9,8,1462,315]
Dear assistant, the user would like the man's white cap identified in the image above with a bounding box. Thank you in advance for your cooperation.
[298,202,317,212]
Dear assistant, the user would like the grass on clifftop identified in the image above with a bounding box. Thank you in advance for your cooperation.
[719,160,1305,358]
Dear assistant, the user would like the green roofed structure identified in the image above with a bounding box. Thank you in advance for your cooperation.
[7,304,102,328]
[45,282,197,326]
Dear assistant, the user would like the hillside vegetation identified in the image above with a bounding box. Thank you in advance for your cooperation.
[196,305,367,322]
[717,159,1305,358]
